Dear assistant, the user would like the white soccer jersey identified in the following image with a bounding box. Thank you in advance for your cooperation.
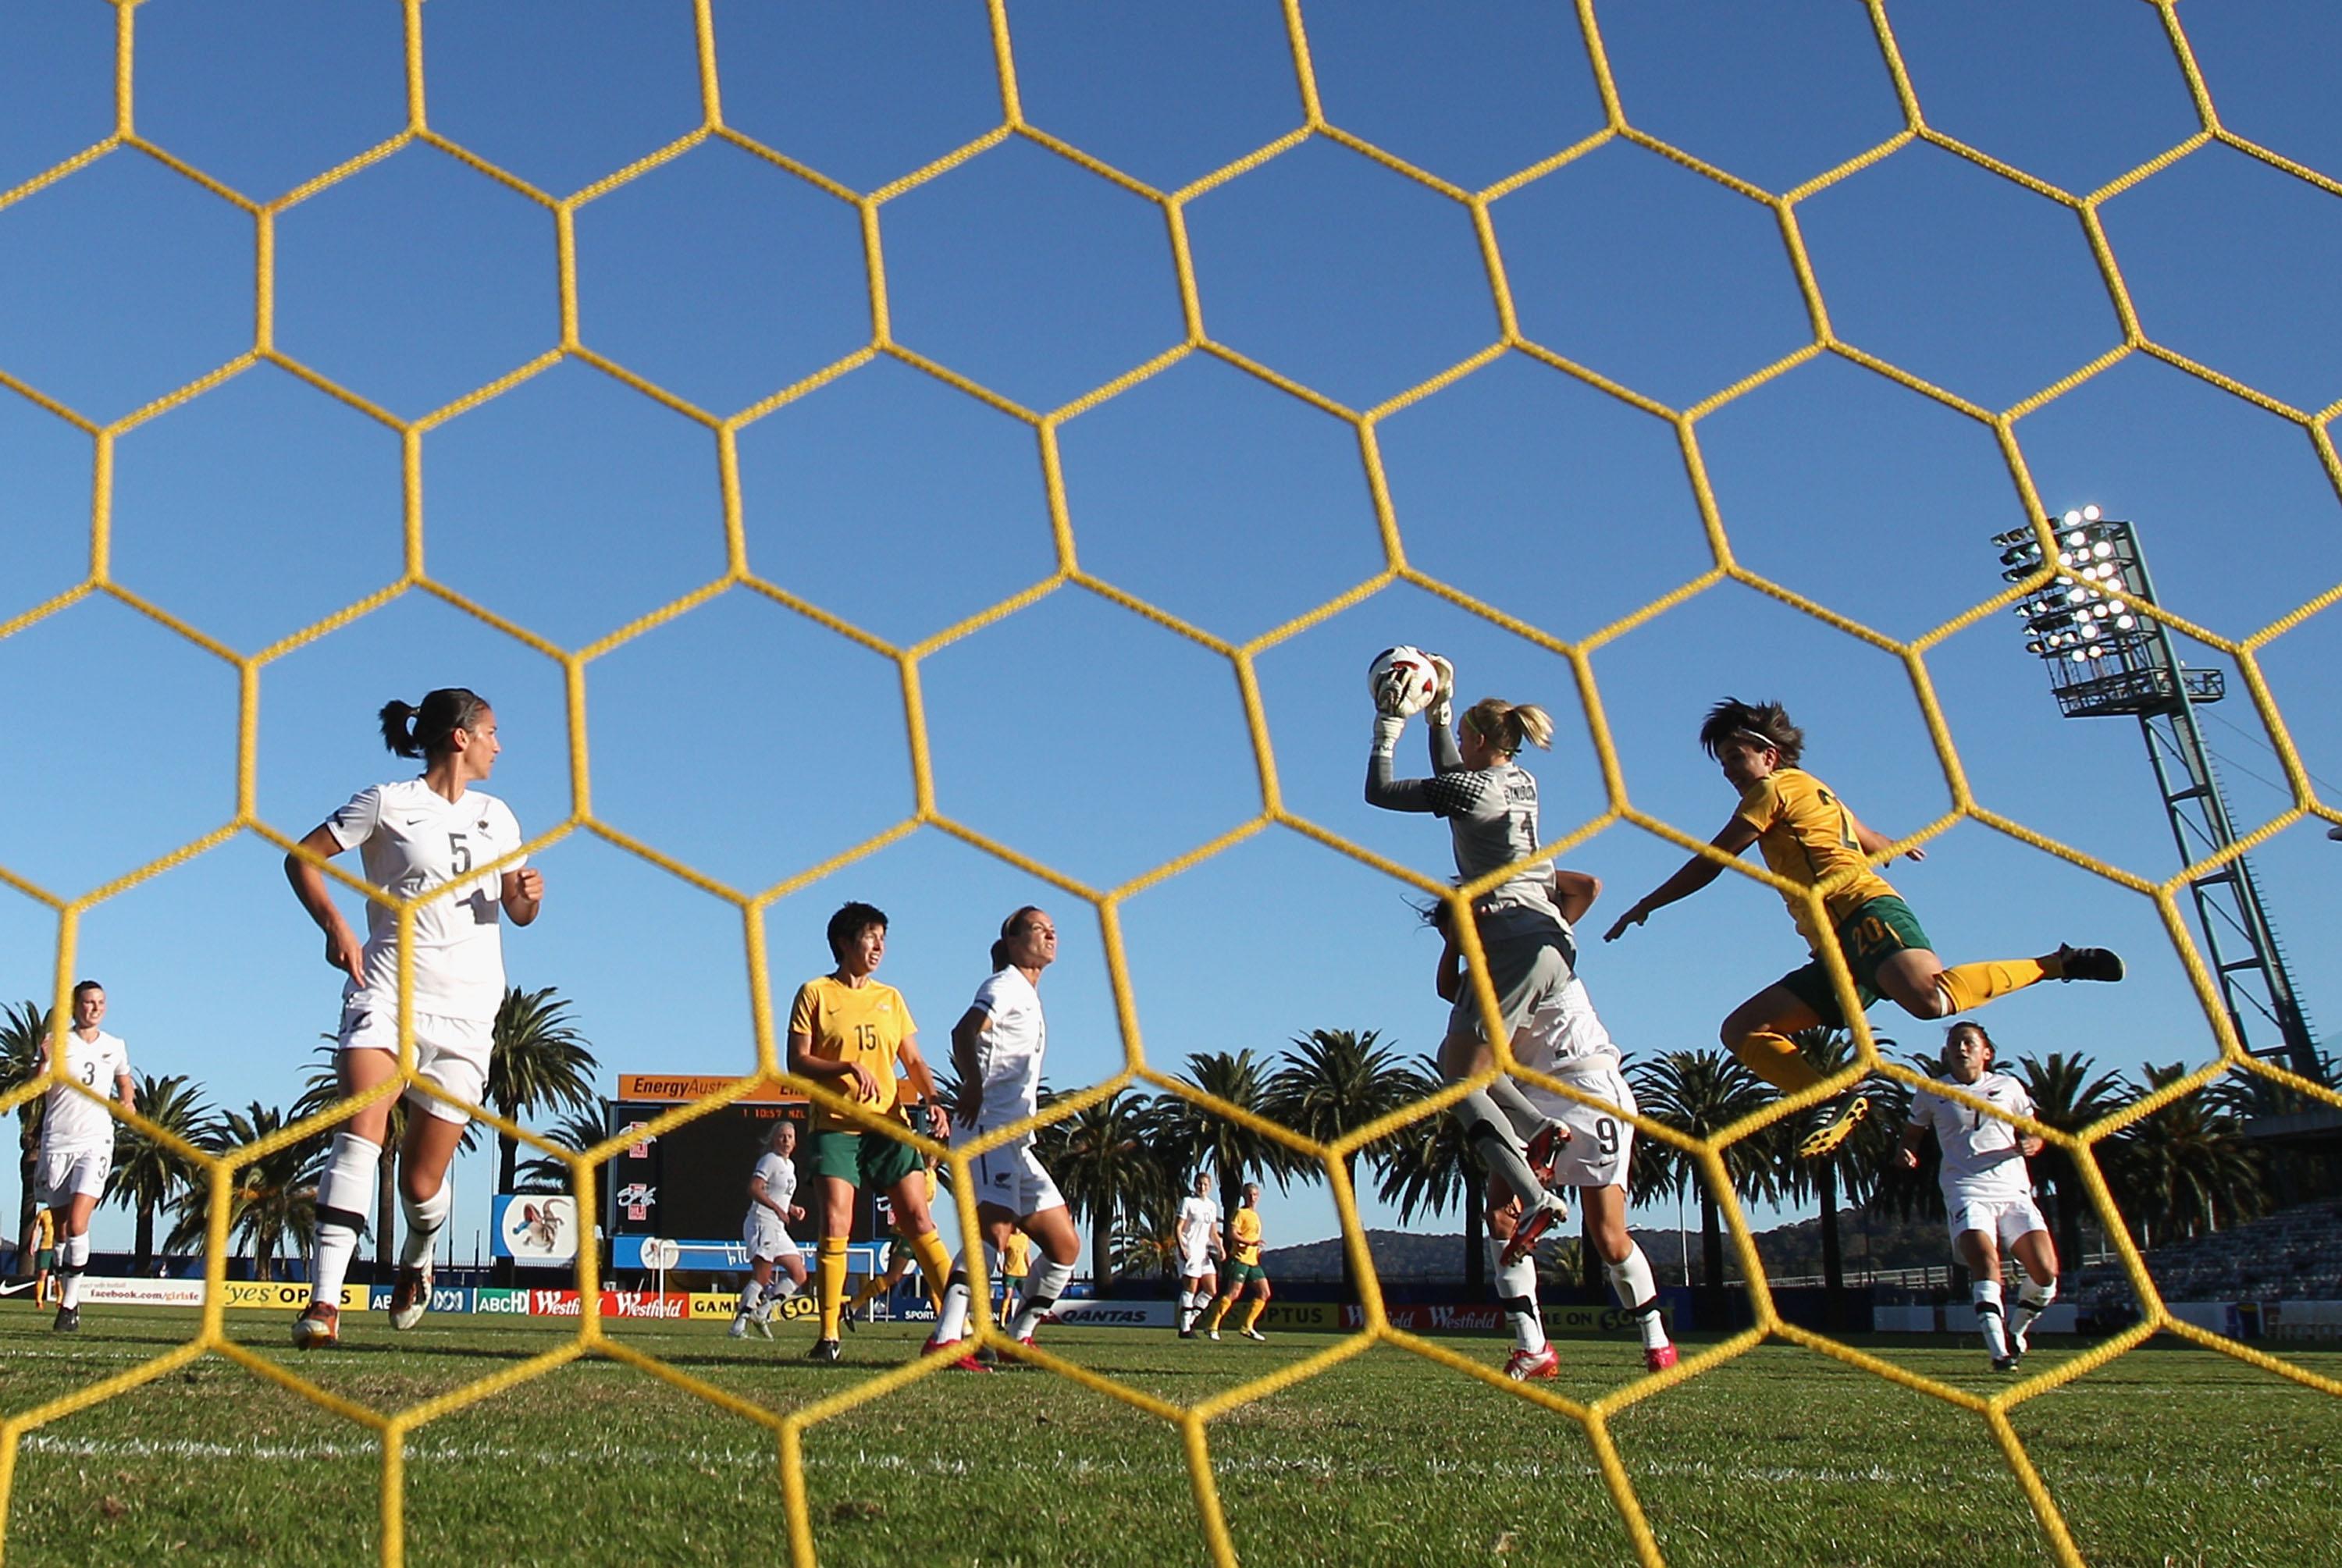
[1909,1070,2038,1201]
[42,1029,130,1153]
[1511,979,1621,1081]
[1176,1195,1221,1259]
[751,1150,797,1215]
[327,779,526,1022]
[963,967,1047,1128]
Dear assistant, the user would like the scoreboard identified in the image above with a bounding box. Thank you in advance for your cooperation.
[607,1076,814,1246]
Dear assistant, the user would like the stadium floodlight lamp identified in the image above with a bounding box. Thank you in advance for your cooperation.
[2083,504,2102,521]
[2063,510,2084,525]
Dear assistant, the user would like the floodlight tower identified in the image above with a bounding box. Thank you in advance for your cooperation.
[1991,507,2323,1084]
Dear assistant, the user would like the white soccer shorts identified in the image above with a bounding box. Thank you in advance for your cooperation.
[957,1128,1066,1218]
[36,1147,109,1207]
[1178,1247,1217,1283]
[339,998,493,1126]
[1946,1192,2048,1250]
[1520,1066,1636,1192]
[743,1209,799,1263]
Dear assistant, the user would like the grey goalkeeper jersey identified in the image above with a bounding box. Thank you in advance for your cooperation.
[1365,715,1569,940]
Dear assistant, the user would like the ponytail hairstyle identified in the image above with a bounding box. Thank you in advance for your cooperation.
[379,688,491,760]
[990,905,1045,970]
[1698,697,1804,766]
[1459,698,1553,759]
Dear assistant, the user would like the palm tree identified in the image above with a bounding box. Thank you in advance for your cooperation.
[2010,1051,2134,1268]
[2,1001,52,1243]
[1774,1028,1902,1317]
[1265,1029,1419,1299]
[1155,1048,1296,1200]
[2104,1061,2270,1247]
[1372,1055,1487,1295]
[514,1107,610,1195]
[1629,1050,1777,1293]
[486,987,599,1194]
[1031,1088,1166,1291]
[109,1072,213,1272]
[169,1102,329,1282]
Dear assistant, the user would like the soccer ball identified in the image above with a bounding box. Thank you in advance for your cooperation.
[1368,645,1440,718]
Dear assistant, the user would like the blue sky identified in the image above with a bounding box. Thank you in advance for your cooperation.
[2,1,2338,1270]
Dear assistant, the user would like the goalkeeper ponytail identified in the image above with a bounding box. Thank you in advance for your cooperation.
[1461,699,1553,758]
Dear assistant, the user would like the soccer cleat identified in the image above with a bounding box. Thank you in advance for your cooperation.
[1992,1352,2022,1373]
[52,1305,80,1334]
[388,1265,432,1331]
[754,1314,774,1341]
[728,1316,749,1339]
[806,1338,842,1364]
[1504,1346,1558,1381]
[922,1334,988,1372]
[291,1303,340,1350]
[1241,1327,1268,1342]
[1177,1326,1195,1340]
[1643,1343,1679,1373]
[1796,1093,1870,1161]
[1523,1122,1570,1186]
[1499,1195,1568,1268]
[2055,944,2125,984]
[1208,1328,1221,1342]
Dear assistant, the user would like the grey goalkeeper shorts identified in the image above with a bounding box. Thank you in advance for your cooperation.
[1447,912,1575,1044]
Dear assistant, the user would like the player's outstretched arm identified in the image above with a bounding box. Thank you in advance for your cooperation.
[1853,818,1925,865]
[283,823,365,984]
[1603,816,1759,941]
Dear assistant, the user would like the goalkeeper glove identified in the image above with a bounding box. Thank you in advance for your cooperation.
[1424,652,1454,727]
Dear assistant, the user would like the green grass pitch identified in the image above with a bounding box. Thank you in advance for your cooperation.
[1,1307,2336,1566]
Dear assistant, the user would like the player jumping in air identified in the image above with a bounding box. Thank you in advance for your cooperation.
[1431,904,1676,1376]
[1365,660,1577,1263]
[734,1118,808,1340]
[1174,1170,1225,1339]
[1201,1183,1272,1342]
[1603,699,2122,1159]
[286,689,542,1349]
[1901,1022,2060,1371]
[36,981,136,1332]
[787,901,952,1365]
[929,907,1082,1365]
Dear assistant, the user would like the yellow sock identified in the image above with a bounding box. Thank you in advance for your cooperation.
[1729,1029,1825,1093]
[1203,1296,1230,1332]
[1936,958,2050,1013]
[907,1229,954,1306]
[817,1239,849,1339]
[1240,1297,1267,1333]
[843,1277,879,1314]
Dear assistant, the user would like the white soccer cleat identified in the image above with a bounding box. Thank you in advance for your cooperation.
[728,1316,749,1339]
[292,1303,340,1350]
[1504,1346,1558,1381]
[1241,1327,1267,1342]
[388,1266,432,1332]
[1208,1328,1221,1342]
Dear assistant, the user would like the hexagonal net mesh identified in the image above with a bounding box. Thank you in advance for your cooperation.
[0,1,2338,1564]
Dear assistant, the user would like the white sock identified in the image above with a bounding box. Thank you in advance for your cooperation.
[1974,1278,2009,1359]
[1009,1259,1073,1341]
[399,1181,452,1269]
[738,1278,762,1317]
[1604,1245,1670,1350]
[1180,1289,1198,1329]
[59,1232,90,1310]
[1497,1254,1546,1354]
[934,1258,975,1342]
[310,1134,382,1305]
[2011,1278,2056,1346]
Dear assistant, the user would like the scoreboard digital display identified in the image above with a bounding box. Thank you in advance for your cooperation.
[607,1076,881,1246]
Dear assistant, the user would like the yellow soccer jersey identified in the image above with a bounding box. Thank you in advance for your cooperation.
[31,1210,54,1250]
[1735,767,1899,951]
[1230,1207,1262,1267]
[1004,1231,1031,1276]
[788,976,916,1132]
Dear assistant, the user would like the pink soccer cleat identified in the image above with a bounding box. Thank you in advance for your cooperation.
[1504,1346,1559,1381]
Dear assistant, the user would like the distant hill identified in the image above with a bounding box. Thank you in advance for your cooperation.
[1260,1208,1955,1285]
